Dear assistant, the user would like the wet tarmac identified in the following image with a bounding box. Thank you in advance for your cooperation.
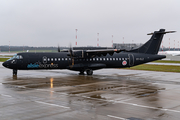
[1,63,180,120]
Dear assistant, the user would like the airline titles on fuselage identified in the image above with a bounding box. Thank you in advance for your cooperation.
[27,62,58,69]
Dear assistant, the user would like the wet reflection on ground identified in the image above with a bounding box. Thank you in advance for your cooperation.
[2,69,180,120]
[3,73,162,107]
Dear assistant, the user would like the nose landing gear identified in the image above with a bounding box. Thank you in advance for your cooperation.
[13,69,17,75]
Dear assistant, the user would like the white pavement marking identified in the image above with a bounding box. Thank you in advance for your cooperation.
[35,101,70,109]
[107,115,129,120]
[17,86,26,88]
[35,89,180,114]
[0,94,12,98]
[113,100,180,113]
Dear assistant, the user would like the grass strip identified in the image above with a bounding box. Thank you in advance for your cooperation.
[0,58,9,62]
[124,64,180,73]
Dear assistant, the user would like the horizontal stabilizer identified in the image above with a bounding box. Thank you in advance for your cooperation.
[147,31,176,35]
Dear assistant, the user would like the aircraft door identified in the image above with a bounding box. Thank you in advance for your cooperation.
[128,54,134,66]
[42,56,47,64]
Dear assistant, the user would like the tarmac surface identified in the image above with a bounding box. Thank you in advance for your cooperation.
[1,63,180,120]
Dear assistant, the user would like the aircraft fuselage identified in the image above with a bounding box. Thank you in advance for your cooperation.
[3,52,165,72]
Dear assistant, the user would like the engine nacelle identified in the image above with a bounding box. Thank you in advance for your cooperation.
[68,50,86,58]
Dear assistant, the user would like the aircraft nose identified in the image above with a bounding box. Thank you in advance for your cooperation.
[2,61,8,68]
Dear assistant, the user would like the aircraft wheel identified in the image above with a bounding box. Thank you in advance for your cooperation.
[13,69,17,75]
[79,70,85,75]
[86,69,93,75]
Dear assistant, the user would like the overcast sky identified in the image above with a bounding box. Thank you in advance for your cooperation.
[0,0,179,48]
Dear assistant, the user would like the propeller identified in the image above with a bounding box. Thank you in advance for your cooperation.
[69,43,73,57]
[58,44,60,52]
[69,43,74,66]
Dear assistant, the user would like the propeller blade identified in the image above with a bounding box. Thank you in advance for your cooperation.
[58,45,60,52]
[69,43,73,57]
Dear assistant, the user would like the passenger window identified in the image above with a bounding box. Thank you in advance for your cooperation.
[65,58,67,60]
[93,58,95,61]
[58,58,60,61]
[96,58,98,61]
[69,58,71,60]
[103,58,106,61]
[122,58,124,60]
[48,58,50,61]
[55,58,57,61]
[119,58,121,60]
[107,58,109,60]
[100,58,102,61]
[62,58,64,61]
[116,58,118,60]
[110,58,112,61]
[90,58,92,61]
[113,58,115,60]
[51,58,53,61]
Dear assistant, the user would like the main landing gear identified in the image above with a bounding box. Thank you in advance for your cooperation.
[13,69,17,75]
[86,69,93,75]
[79,69,93,75]
[79,70,85,75]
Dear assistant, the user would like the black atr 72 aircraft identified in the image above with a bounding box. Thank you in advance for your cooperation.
[2,29,175,75]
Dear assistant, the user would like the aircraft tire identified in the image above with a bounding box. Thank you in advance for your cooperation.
[79,70,85,75]
[86,69,93,75]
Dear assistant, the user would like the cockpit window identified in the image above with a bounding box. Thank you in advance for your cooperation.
[19,55,23,59]
[16,55,20,59]
[8,54,23,61]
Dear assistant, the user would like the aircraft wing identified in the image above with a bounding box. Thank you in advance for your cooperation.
[85,49,127,56]
[86,49,124,53]
[67,48,127,58]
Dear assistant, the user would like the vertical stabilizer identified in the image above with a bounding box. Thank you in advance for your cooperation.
[129,29,175,54]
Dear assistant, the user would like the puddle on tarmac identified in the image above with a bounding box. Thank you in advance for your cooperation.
[3,74,164,100]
